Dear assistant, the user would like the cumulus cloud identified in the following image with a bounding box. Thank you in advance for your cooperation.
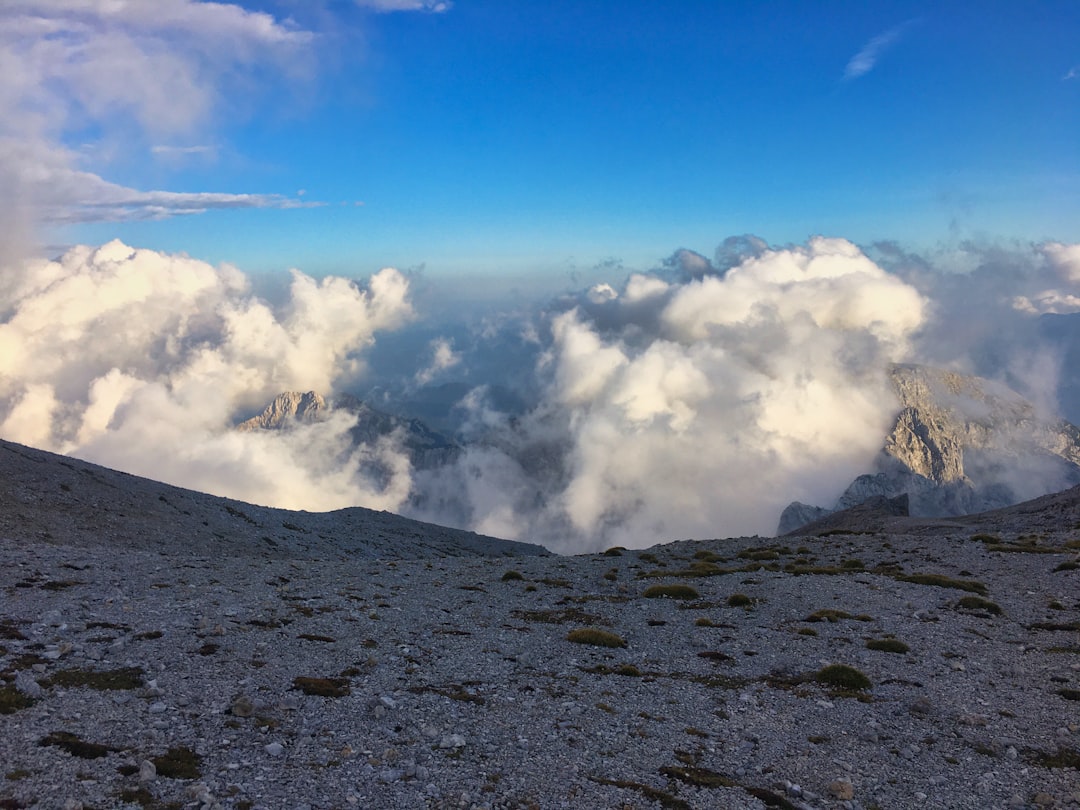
[0,1,315,240]
[404,237,928,551]
[844,20,917,80]
[0,240,414,512]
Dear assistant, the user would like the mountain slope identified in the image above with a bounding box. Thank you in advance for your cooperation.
[0,438,547,559]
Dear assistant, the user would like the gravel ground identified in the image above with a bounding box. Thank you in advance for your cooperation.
[1,440,1079,810]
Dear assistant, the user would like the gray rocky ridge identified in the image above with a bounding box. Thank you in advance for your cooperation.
[778,364,1080,534]
[1,438,1079,809]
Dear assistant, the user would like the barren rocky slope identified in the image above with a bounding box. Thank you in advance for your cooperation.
[1,440,1079,810]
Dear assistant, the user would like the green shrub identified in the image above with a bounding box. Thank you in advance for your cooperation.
[501,570,524,581]
[726,593,753,607]
[642,584,700,600]
[566,628,627,648]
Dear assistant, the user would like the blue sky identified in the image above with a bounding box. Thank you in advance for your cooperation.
[15,0,1080,283]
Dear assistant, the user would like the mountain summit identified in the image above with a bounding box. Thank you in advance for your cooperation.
[779,364,1080,533]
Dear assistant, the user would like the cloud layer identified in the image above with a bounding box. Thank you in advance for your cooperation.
[3,234,1080,553]
[0,240,414,511]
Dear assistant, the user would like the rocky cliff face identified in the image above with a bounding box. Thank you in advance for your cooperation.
[778,364,1080,533]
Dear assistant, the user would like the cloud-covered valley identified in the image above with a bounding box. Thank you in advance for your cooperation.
[4,233,1079,552]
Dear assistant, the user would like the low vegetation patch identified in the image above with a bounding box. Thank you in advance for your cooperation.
[44,667,144,691]
[566,628,627,648]
[0,685,35,715]
[500,570,524,581]
[512,608,608,625]
[292,676,350,697]
[726,593,753,607]
[816,664,871,691]
[588,775,688,810]
[642,584,699,600]
[1024,746,1080,769]
[152,746,202,779]
[955,596,1003,616]
[0,621,27,641]
[866,638,909,654]
[803,609,866,623]
[39,731,112,759]
[1053,560,1079,572]
[895,573,988,595]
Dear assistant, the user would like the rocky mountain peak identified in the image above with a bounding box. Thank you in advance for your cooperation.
[236,391,327,432]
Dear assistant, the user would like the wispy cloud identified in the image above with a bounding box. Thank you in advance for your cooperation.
[844,20,918,81]
[354,0,452,12]
[1064,66,1080,81]
[0,1,318,235]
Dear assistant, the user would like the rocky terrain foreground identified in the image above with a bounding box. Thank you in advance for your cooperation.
[1,441,1079,809]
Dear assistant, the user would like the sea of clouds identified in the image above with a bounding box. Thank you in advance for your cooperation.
[3,234,1080,552]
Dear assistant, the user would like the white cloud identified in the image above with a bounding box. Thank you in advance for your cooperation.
[844,20,917,80]
[355,0,452,12]
[0,240,415,512]
[1064,66,1079,81]
[415,337,461,385]
[0,1,317,236]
